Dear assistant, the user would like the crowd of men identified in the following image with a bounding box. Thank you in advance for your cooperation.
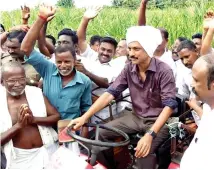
[1,0,214,169]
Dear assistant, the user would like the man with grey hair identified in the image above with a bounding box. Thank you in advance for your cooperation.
[0,61,60,169]
[69,25,177,168]
[180,54,214,169]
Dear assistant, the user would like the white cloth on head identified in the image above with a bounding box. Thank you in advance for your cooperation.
[0,86,58,169]
[126,26,162,58]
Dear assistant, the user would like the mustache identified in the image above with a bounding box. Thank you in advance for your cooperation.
[129,56,138,60]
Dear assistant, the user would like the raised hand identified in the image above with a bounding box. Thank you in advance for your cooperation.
[203,10,214,29]
[21,5,30,20]
[39,3,56,19]
[83,6,103,20]
[141,0,149,5]
[9,25,30,32]
[47,15,55,22]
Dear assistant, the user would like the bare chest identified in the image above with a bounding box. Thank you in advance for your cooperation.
[7,98,29,125]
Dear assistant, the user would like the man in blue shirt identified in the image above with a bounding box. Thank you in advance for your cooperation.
[20,5,92,120]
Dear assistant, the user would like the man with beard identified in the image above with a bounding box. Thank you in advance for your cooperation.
[76,6,119,122]
[20,5,92,121]
[68,25,177,168]
[0,61,60,169]
[180,54,214,169]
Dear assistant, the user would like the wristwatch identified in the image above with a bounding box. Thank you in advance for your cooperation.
[146,129,157,138]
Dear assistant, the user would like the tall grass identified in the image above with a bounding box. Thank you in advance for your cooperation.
[1,1,214,46]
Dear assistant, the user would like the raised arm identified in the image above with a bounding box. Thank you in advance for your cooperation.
[37,16,55,57]
[201,12,214,55]
[21,5,30,25]
[21,4,56,57]
[138,0,149,26]
[38,24,51,57]
[77,6,102,53]
[0,25,29,48]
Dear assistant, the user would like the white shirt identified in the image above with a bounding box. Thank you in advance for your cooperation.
[111,56,132,113]
[81,45,118,123]
[158,50,177,78]
[175,60,187,92]
[180,106,214,169]
[177,65,194,99]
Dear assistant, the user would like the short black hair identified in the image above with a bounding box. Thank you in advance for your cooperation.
[54,45,76,60]
[201,54,214,90]
[46,35,56,45]
[192,33,202,40]
[177,40,197,52]
[177,37,188,42]
[100,36,118,50]
[58,28,78,45]
[0,24,5,32]
[7,30,26,44]
[90,35,102,46]
[158,27,169,40]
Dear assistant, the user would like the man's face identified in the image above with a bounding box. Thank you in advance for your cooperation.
[172,39,181,60]
[98,42,115,63]
[192,38,202,52]
[90,41,100,52]
[57,35,74,47]
[5,38,24,58]
[116,40,128,57]
[55,51,75,76]
[2,67,26,97]
[192,59,213,103]
[178,48,199,69]
[128,41,149,65]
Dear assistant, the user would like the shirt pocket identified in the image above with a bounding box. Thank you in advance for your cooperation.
[66,97,80,113]
[148,89,162,108]
[58,96,80,114]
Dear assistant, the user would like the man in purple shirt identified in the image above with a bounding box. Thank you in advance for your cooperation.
[69,26,177,168]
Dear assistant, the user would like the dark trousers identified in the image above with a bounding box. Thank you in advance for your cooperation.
[95,111,169,169]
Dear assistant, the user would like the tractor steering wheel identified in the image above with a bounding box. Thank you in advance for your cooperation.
[67,123,130,147]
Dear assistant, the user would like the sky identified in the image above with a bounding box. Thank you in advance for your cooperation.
[0,0,112,11]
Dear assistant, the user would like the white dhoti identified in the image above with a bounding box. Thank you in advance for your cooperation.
[9,143,58,169]
[9,147,49,169]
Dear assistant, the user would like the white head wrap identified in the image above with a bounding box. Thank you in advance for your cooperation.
[126,25,162,58]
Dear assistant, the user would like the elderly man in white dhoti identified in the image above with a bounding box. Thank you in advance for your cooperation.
[0,61,60,169]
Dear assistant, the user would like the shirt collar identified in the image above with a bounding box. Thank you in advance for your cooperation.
[95,58,113,67]
[131,58,157,73]
[52,69,84,85]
